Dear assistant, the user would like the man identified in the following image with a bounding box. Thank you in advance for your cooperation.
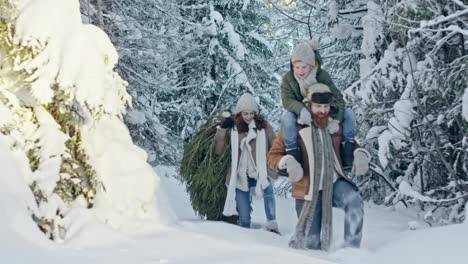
[268,83,370,251]
[280,39,356,167]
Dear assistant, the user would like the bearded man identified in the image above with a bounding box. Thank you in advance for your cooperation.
[268,83,370,251]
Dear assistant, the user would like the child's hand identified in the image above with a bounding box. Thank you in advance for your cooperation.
[297,108,312,125]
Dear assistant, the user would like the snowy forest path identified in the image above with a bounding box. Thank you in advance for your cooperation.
[155,166,422,264]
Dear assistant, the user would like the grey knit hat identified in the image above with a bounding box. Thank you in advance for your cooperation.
[290,39,320,66]
[235,93,258,114]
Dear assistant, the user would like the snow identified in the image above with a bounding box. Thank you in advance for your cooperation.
[463,87,468,122]
[1,0,467,263]
[353,1,384,102]
[377,130,392,168]
[374,49,415,168]
[210,3,224,23]
[222,21,247,60]
[241,0,251,11]
[248,32,273,52]
[360,1,383,67]
[419,8,468,30]
[398,180,467,203]
[15,0,130,116]
[331,24,355,39]
[1,159,468,263]
[328,0,338,21]
[126,109,147,125]
[0,0,166,238]
[81,116,161,229]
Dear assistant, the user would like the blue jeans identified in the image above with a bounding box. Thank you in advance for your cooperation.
[295,178,364,249]
[281,108,356,150]
[235,177,276,228]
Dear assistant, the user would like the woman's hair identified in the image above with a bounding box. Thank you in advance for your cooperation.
[234,112,267,133]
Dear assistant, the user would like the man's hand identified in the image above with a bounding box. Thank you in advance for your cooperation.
[297,108,312,125]
[352,148,371,176]
[281,155,303,182]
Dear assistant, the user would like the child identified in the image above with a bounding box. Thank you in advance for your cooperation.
[280,39,356,167]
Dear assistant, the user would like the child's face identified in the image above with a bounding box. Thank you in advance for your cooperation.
[241,111,255,124]
[293,61,314,80]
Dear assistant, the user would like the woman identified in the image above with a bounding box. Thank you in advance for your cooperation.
[215,93,279,234]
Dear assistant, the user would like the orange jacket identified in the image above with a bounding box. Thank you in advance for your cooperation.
[267,127,345,199]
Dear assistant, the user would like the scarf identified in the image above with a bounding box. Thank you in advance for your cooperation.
[294,68,318,98]
[237,122,259,190]
[222,122,269,216]
[289,125,337,251]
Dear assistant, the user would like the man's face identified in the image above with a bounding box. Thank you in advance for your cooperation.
[293,61,314,80]
[311,103,330,118]
[241,111,255,124]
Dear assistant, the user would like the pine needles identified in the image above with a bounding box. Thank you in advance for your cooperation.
[180,117,235,222]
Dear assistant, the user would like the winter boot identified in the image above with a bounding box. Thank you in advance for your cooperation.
[341,141,355,169]
[265,221,281,235]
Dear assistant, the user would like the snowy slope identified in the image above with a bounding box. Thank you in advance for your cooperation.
[1,162,467,264]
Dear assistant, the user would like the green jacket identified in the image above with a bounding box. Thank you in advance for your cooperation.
[280,51,345,121]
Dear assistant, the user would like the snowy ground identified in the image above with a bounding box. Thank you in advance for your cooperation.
[1,165,467,264]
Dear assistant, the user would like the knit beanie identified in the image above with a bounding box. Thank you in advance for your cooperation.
[290,39,320,66]
[235,93,259,114]
[304,83,333,104]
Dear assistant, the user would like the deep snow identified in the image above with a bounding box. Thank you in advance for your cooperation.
[1,162,466,264]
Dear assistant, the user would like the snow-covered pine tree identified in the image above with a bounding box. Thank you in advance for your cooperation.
[81,1,282,167]
[79,0,184,165]
[347,0,468,224]
[0,0,157,240]
[268,0,468,224]
[169,0,281,136]
[265,0,366,90]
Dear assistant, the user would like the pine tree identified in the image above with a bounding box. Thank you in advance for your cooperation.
[348,0,468,223]
[1,0,155,240]
[168,0,280,138]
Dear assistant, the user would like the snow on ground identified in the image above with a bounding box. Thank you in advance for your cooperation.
[1,163,467,264]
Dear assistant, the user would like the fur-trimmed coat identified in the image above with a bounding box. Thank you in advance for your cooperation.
[215,122,278,187]
[267,127,354,199]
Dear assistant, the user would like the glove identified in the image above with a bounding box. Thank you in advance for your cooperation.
[219,111,234,129]
[221,117,234,128]
[284,155,303,182]
[297,108,312,125]
[327,119,340,134]
[220,112,234,129]
[352,148,371,176]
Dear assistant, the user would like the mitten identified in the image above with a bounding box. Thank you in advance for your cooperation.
[279,155,303,182]
[352,148,371,176]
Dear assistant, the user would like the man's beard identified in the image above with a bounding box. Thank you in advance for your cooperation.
[312,113,329,128]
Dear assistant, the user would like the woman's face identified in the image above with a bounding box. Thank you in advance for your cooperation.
[241,111,255,124]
